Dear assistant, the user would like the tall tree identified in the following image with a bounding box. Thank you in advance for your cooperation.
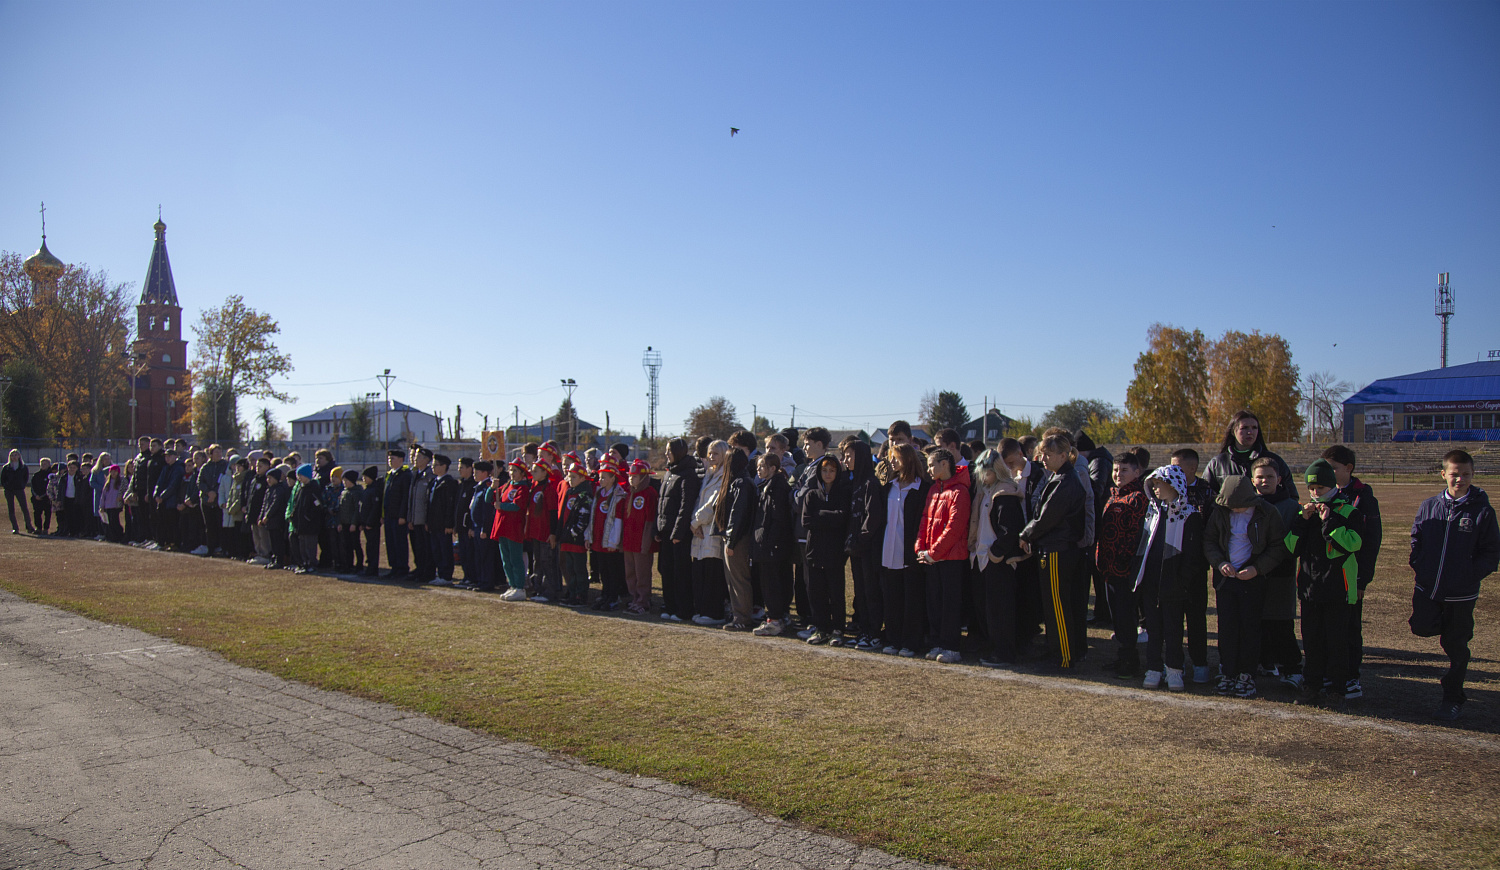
[190,295,294,442]
[751,414,774,436]
[1042,398,1119,434]
[346,395,374,446]
[1122,324,1210,442]
[685,396,740,440]
[256,406,286,449]
[1,357,50,440]
[1304,371,1355,442]
[191,374,238,444]
[920,389,969,436]
[1204,329,1302,441]
[0,253,132,438]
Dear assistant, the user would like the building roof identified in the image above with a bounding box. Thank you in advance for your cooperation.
[506,414,600,440]
[960,409,1015,442]
[871,426,932,444]
[140,219,179,305]
[1344,360,1500,406]
[291,400,432,424]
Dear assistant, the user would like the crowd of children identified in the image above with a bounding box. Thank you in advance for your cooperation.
[4,408,1496,721]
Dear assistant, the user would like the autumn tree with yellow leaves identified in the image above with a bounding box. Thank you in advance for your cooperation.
[190,295,293,442]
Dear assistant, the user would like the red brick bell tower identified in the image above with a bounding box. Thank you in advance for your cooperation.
[130,216,189,438]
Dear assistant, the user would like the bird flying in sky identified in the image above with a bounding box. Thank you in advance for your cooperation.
[730,127,740,137]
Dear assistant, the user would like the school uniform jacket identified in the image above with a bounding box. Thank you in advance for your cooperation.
[800,477,850,568]
[359,481,384,527]
[847,473,882,557]
[468,480,496,539]
[753,474,795,563]
[383,466,412,523]
[1410,486,1500,604]
[260,481,290,527]
[407,466,434,527]
[986,492,1026,562]
[721,473,756,552]
[427,474,459,533]
[153,462,185,509]
[455,476,477,532]
[870,478,929,570]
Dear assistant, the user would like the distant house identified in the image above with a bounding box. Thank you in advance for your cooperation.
[290,400,440,454]
[505,415,648,460]
[824,429,871,447]
[960,409,1015,446]
[871,426,932,447]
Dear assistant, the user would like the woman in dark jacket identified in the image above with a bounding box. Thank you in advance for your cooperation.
[1203,410,1296,502]
[874,444,929,656]
[751,454,795,636]
[714,450,757,630]
[656,438,701,623]
[844,440,884,650]
[800,454,851,645]
[971,446,1027,666]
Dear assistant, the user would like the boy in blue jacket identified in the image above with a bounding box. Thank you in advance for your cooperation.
[1410,450,1500,721]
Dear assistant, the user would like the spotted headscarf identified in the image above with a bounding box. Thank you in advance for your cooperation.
[1131,464,1198,591]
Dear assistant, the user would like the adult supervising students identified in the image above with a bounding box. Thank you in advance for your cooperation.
[3,449,32,534]
[1204,410,1296,502]
[382,449,413,579]
[1409,450,1500,722]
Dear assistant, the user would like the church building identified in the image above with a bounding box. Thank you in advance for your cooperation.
[130,217,190,437]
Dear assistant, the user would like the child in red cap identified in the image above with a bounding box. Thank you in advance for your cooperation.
[589,460,628,610]
[621,459,659,614]
[525,458,561,601]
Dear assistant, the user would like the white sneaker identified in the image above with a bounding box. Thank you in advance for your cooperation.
[1166,668,1186,691]
[190,545,210,556]
[750,606,767,621]
[1143,670,1163,689]
[692,614,727,626]
[499,587,527,602]
[935,649,962,664]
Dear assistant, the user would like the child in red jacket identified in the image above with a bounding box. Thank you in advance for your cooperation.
[491,458,531,601]
[917,448,972,663]
[589,460,628,611]
[525,458,561,601]
[621,459,660,614]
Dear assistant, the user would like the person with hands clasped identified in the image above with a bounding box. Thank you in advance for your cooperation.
[1285,459,1362,707]
[917,447,971,664]
[1203,474,1286,698]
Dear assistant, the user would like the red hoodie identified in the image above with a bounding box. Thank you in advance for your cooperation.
[491,479,531,543]
[916,474,970,561]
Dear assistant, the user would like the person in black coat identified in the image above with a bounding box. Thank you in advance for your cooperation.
[751,454,795,635]
[30,459,53,535]
[1019,435,1088,669]
[1075,431,1114,625]
[3,450,32,534]
[1203,410,1297,502]
[427,456,459,584]
[259,467,292,569]
[381,450,413,578]
[656,438,701,623]
[716,450,757,629]
[972,445,1028,666]
[800,454,852,644]
[844,440,883,649]
[245,457,271,562]
[152,452,186,549]
[454,458,477,583]
[358,466,384,577]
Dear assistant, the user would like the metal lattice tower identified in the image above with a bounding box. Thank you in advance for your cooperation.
[642,347,662,440]
[1435,272,1454,369]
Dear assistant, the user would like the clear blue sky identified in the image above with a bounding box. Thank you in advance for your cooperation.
[3,1,1497,438]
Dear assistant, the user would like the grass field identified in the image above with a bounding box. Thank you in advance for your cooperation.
[2,481,1497,868]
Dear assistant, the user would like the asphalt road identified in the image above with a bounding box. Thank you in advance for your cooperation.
[0,590,932,870]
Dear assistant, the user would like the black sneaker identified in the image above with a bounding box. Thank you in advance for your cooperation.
[1112,657,1139,680]
[1433,702,1463,722]
[1344,679,1363,700]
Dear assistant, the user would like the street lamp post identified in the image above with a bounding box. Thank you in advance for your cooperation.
[560,378,577,448]
[124,351,148,443]
[376,369,396,448]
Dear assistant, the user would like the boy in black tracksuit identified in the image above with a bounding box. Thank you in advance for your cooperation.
[455,458,478,584]
[260,468,291,569]
[1321,445,1381,698]
[358,467,383,577]
[1409,449,1500,721]
[1286,459,1363,706]
[427,456,459,585]
[1019,437,1088,670]
[336,470,363,573]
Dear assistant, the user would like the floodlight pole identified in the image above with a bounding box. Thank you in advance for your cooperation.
[377,369,396,447]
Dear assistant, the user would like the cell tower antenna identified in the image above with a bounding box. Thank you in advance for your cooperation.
[1435,272,1454,368]
[642,346,662,441]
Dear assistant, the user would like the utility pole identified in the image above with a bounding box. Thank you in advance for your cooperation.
[790,405,796,428]
[561,378,577,448]
[377,369,396,447]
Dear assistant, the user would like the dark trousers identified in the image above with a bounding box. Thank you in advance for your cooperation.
[596,550,627,601]
[32,496,51,534]
[104,508,123,542]
[880,566,926,652]
[1186,566,1209,668]
[760,554,793,622]
[340,527,362,570]
[202,504,223,552]
[136,500,154,542]
[1348,597,1366,680]
[691,557,727,618]
[1261,618,1302,673]
[1090,549,1112,622]
[410,525,433,580]
[459,529,476,582]
[62,496,83,536]
[792,542,810,625]
[1215,578,1265,678]
[1301,599,1351,696]
[154,505,179,548]
[562,549,588,600]
[976,559,1018,662]
[475,535,499,590]
[1143,587,1187,672]
[850,554,883,639]
[384,518,409,573]
[1039,548,1086,667]
[363,525,381,573]
[658,539,694,620]
[1437,600,1477,705]
[925,559,965,652]
[183,505,205,550]
[1016,558,1042,654]
[430,529,454,580]
[268,522,290,566]
[1107,575,1139,660]
[805,555,846,631]
[318,525,334,568]
[298,532,319,567]
[6,490,32,531]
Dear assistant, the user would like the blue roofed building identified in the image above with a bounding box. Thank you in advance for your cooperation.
[1342,358,1500,442]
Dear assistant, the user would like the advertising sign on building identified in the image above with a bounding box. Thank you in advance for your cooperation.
[1363,406,1392,442]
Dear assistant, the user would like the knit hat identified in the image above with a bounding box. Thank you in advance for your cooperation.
[267,467,284,480]
[1305,459,1337,490]
[362,465,380,480]
[296,463,314,481]
[329,465,343,481]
